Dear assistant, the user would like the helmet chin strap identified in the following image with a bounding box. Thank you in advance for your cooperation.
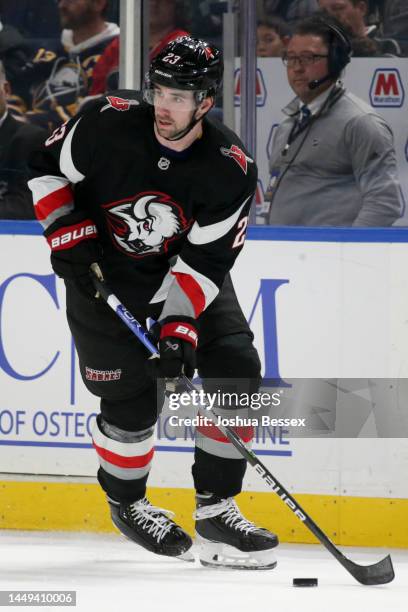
[154,103,214,142]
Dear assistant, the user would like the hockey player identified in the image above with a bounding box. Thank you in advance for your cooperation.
[28,36,278,569]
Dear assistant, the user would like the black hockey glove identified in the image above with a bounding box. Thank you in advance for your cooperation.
[150,316,198,379]
[44,210,103,297]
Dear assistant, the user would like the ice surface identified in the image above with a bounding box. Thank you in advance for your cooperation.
[0,531,407,612]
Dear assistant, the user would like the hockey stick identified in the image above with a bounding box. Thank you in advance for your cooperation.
[90,263,394,585]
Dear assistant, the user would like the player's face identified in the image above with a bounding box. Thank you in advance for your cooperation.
[286,34,330,103]
[153,85,198,139]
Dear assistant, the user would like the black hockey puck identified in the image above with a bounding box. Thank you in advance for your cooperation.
[293,578,318,587]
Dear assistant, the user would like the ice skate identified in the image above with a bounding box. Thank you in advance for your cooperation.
[109,497,194,561]
[194,493,278,569]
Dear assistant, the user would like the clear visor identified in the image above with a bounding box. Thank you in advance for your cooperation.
[143,84,207,111]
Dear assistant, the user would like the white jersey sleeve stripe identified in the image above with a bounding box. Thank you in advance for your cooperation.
[59,117,85,183]
[28,175,75,229]
[187,195,250,245]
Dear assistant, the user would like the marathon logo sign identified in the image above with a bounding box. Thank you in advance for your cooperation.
[234,68,267,107]
[85,367,122,381]
[369,69,405,108]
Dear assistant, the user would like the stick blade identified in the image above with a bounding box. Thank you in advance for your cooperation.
[346,554,395,585]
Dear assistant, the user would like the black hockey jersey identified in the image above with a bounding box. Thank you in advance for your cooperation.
[29,92,257,320]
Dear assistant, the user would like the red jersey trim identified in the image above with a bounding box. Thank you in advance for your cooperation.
[35,184,74,221]
[172,271,206,317]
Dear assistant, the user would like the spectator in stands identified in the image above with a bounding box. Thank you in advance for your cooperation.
[257,17,291,57]
[0,0,60,40]
[0,11,31,116]
[89,0,190,96]
[257,0,319,27]
[150,0,191,57]
[350,34,382,56]
[266,15,402,226]
[0,60,46,219]
[318,0,401,55]
[23,0,119,132]
[190,1,223,41]
[382,0,408,56]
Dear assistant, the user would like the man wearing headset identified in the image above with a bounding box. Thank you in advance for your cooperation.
[267,14,402,226]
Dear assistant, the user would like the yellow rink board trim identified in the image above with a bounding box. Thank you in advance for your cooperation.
[1,481,407,548]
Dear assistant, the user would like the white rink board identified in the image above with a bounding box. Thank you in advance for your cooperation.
[234,240,408,378]
[0,232,408,498]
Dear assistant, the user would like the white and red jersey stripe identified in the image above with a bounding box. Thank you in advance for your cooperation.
[28,118,85,230]
[160,257,219,319]
[28,176,75,230]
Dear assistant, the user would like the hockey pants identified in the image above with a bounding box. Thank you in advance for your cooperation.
[65,274,261,503]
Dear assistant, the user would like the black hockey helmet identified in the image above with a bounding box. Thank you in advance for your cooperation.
[144,36,223,103]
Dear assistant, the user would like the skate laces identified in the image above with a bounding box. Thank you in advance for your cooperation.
[194,498,259,535]
[127,498,176,543]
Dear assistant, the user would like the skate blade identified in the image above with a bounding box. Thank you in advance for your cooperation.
[200,558,277,570]
[195,535,277,570]
[176,550,195,562]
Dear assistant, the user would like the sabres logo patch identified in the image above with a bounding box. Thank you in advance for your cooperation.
[103,191,191,258]
[101,96,140,112]
[220,145,253,175]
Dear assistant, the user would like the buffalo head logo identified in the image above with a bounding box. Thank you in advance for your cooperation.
[104,191,190,258]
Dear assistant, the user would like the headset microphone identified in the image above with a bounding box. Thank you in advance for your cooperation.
[308,21,352,90]
[308,74,333,90]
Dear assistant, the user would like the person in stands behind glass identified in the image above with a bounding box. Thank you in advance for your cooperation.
[0,60,46,219]
[318,0,401,56]
[23,0,119,132]
[266,15,402,226]
[257,16,291,57]
[0,0,60,39]
[382,0,408,56]
[257,0,319,27]
[89,0,190,96]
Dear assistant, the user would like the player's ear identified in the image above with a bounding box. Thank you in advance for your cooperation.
[196,96,213,119]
